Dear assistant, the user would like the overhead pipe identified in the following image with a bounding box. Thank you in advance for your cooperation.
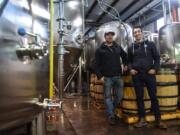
[168,0,173,23]
[82,0,86,71]
[178,1,180,22]
[163,0,173,24]
[49,0,54,99]
[162,0,167,24]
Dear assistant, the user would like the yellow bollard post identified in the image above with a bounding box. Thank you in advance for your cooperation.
[49,0,54,99]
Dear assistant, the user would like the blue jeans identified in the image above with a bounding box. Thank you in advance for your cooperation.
[103,76,124,117]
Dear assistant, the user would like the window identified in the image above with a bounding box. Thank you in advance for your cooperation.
[157,17,165,31]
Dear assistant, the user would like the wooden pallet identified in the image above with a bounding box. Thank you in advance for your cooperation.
[94,102,105,110]
[90,99,95,106]
[115,109,180,124]
[90,100,105,110]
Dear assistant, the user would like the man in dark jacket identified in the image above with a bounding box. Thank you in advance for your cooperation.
[128,26,166,128]
[95,31,128,125]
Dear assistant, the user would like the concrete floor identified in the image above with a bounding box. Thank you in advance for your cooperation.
[47,96,180,135]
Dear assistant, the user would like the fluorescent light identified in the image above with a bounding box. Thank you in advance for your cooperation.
[67,1,79,10]
[31,4,50,20]
[73,16,82,27]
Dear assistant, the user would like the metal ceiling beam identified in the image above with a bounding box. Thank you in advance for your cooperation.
[85,0,120,35]
[142,13,163,27]
[96,0,120,22]
[85,1,98,19]
[85,20,102,27]
[123,0,153,21]
[128,1,164,28]
[85,0,141,35]
[127,0,162,23]
[85,28,92,36]
[130,4,163,28]
[119,0,140,16]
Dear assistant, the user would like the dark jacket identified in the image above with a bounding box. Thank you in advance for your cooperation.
[94,42,128,79]
[128,40,160,73]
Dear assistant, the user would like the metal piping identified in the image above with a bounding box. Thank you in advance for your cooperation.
[162,0,167,24]
[63,65,80,92]
[96,0,120,22]
[78,57,82,93]
[178,1,180,22]
[85,1,97,19]
[128,0,162,23]
[82,0,86,70]
[49,0,54,99]
[162,0,172,24]
[168,0,172,23]
[57,0,66,99]
[123,0,152,21]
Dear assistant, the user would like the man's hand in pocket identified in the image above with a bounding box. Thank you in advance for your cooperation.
[148,69,156,75]
[130,69,138,75]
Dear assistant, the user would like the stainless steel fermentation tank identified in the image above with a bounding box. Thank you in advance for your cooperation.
[96,21,133,52]
[159,23,180,67]
[53,0,84,94]
[85,21,133,69]
[0,0,48,131]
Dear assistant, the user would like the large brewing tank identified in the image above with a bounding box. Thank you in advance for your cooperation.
[159,23,180,67]
[85,21,133,70]
[0,0,49,130]
[85,38,96,69]
[53,0,84,86]
[144,31,160,53]
[96,21,133,52]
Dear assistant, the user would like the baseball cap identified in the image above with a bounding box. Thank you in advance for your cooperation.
[104,31,115,36]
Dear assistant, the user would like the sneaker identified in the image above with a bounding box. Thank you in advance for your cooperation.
[108,116,116,125]
[155,121,167,129]
[114,115,121,121]
[134,118,148,128]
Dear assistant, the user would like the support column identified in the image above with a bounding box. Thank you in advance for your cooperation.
[31,119,37,135]
[57,0,65,99]
[37,112,46,135]
[78,57,82,93]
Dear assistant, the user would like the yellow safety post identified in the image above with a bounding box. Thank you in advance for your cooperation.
[49,0,54,99]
